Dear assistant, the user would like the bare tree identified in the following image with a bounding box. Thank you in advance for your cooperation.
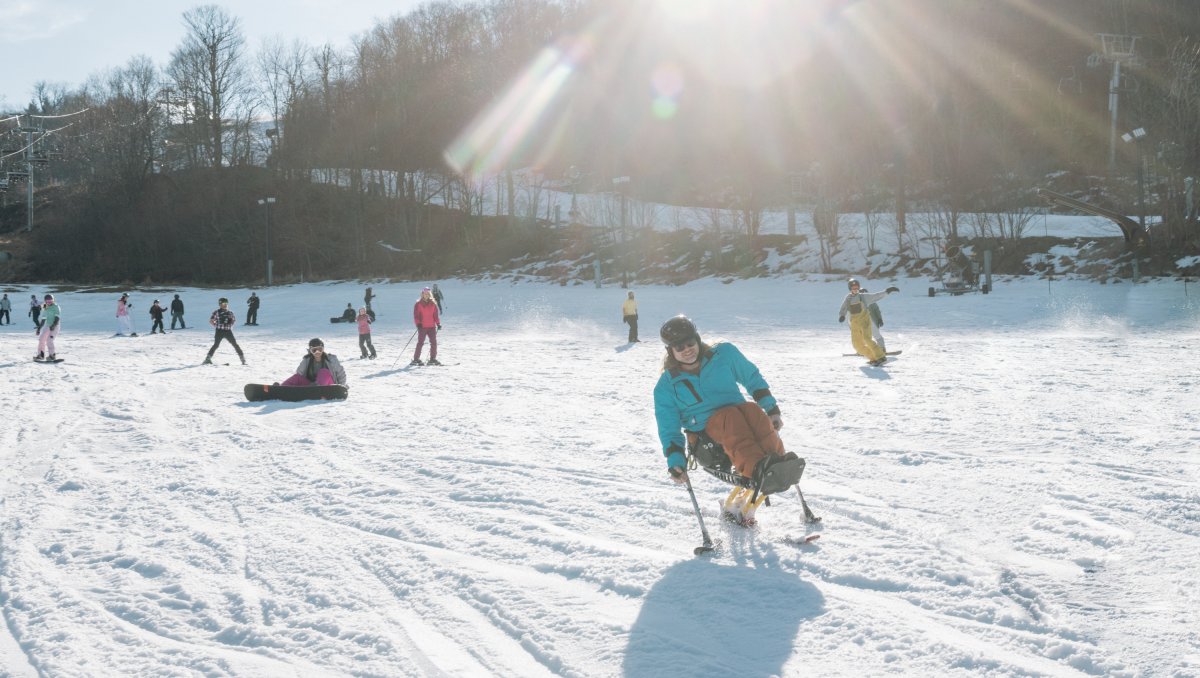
[167,5,250,168]
[812,203,840,274]
[967,174,1037,241]
[907,210,945,261]
[257,36,310,171]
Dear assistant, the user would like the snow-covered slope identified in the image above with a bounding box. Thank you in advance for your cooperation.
[1,278,1197,677]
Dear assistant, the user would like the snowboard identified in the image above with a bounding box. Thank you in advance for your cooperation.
[244,383,348,402]
[843,350,902,357]
[34,358,65,363]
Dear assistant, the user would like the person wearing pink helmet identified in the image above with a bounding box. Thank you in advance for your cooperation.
[410,287,442,366]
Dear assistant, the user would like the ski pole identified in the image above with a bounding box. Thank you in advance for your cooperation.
[390,329,419,369]
[795,484,821,524]
[679,471,714,554]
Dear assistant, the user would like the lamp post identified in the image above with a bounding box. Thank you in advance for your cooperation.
[1121,127,1147,231]
[257,197,276,285]
[612,176,630,288]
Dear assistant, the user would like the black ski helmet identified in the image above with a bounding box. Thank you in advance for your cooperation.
[660,315,699,346]
[308,337,324,348]
[847,277,860,290]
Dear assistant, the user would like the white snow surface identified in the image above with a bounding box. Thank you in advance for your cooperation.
[1,278,1198,677]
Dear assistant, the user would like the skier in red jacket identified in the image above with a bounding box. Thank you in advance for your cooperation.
[410,287,442,366]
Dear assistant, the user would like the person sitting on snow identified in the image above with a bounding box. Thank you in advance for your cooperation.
[278,338,347,387]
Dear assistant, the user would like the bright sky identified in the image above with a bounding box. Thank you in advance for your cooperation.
[0,0,424,109]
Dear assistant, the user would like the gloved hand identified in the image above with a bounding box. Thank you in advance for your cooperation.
[669,466,689,484]
[886,286,899,294]
[838,316,845,323]
[437,324,442,330]
[769,413,783,431]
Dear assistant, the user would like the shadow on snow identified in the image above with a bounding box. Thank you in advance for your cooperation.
[623,558,824,677]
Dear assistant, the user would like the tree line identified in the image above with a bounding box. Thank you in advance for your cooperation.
[5,0,1200,282]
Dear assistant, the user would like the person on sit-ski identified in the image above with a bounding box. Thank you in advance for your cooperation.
[652,315,803,525]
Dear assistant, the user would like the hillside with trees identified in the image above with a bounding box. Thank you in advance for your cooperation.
[2,0,1200,283]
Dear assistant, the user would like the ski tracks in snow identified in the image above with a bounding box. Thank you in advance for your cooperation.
[2,281,1198,676]
[756,325,1194,676]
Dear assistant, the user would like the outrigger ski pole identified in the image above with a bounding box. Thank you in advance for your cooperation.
[796,484,821,524]
[676,470,715,555]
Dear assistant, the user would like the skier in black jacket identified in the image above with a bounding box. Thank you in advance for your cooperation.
[364,287,376,321]
[148,300,166,334]
[170,294,186,329]
[203,298,246,365]
[246,292,260,325]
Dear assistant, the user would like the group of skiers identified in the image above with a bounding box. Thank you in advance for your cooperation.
[12,278,898,535]
[7,285,451,375]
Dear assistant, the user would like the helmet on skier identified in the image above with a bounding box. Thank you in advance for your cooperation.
[660,315,699,347]
[308,337,324,348]
[847,278,860,290]
[43,294,54,302]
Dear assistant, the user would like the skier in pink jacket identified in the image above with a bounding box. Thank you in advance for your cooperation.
[116,293,136,336]
[410,287,441,366]
[356,307,377,359]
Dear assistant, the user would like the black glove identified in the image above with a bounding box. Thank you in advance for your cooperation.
[838,316,845,323]
[437,324,442,330]
[886,286,899,294]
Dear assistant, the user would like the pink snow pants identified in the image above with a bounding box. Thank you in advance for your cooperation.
[38,327,57,355]
[281,368,335,387]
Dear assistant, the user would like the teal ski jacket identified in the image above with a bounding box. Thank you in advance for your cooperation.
[40,303,61,330]
[653,342,779,470]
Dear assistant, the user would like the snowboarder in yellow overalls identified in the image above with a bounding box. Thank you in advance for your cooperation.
[838,278,898,366]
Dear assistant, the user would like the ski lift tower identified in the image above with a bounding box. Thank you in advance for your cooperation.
[1094,34,1141,174]
[15,117,46,233]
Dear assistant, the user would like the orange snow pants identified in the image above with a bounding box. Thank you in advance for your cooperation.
[702,402,786,477]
